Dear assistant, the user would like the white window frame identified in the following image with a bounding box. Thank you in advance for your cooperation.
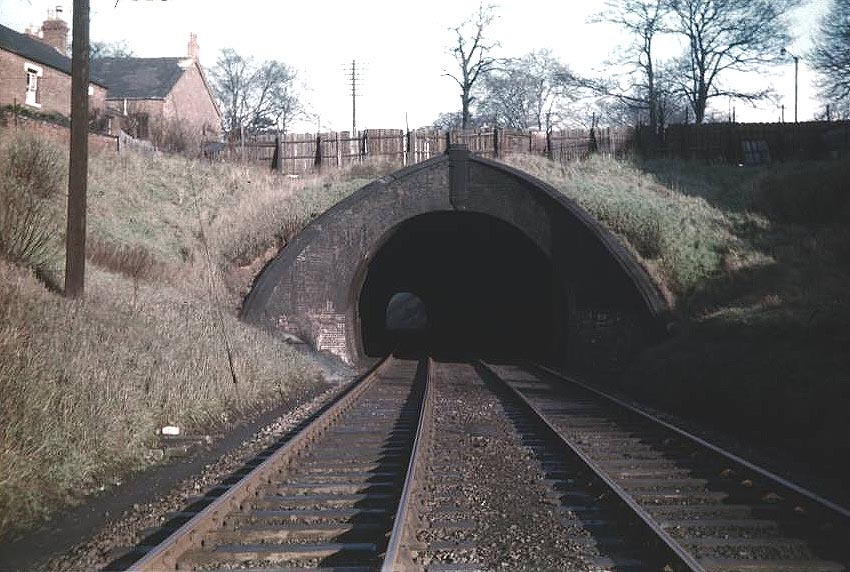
[24,63,43,108]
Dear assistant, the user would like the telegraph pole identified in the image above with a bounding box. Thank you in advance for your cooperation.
[65,0,90,298]
[349,60,358,136]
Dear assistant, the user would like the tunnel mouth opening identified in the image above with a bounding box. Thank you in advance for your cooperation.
[358,211,563,363]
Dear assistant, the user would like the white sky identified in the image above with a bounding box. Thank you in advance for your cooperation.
[0,0,830,132]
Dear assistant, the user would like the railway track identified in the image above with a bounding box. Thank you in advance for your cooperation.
[484,362,850,572]
[113,357,849,572]
[123,356,429,571]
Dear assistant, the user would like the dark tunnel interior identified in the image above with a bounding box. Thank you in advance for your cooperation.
[358,211,565,362]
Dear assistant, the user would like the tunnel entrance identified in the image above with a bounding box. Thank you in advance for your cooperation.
[358,211,564,361]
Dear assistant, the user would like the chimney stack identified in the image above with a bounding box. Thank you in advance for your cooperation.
[187,33,200,63]
[41,6,69,56]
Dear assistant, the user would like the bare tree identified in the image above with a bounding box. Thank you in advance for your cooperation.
[431,111,467,130]
[476,50,578,131]
[209,49,305,137]
[667,0,800,123]
[445,3,499,129]
[808,0,850,111]
[209,48,253,135]
[248,61,305,133]
[593,0,670,133]
[89,39,134,60]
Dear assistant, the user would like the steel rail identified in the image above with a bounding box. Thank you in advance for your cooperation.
[534,364,850,519]
[126,356,394,571]
[478,361,706,572]
[380,357,434,572]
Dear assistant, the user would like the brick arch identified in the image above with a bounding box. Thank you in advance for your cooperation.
[241,146,670,366]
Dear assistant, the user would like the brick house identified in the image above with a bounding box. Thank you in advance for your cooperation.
[91,34,221,146]
[0,12,107,116]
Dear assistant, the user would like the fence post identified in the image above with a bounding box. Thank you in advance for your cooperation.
[545,128,552,160]
[493,128,500,159]
[360,130,367,161]
[336,131,342,167]
[314,133,322,168]
[271,134,282,172]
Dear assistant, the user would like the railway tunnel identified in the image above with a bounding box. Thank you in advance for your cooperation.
[242,145,670,368]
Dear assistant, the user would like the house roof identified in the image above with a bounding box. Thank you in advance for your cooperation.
[0,22,107,86]
[90,57,191,100]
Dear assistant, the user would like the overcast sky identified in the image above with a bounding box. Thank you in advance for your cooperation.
[0,0,829,131]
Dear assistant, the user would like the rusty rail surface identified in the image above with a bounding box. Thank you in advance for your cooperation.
[380,357,434,572]
[125,356,430,571]
[486,362,850,572]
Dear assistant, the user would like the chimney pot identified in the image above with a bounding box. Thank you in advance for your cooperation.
[188,32,200,63]
[40,8,69,56]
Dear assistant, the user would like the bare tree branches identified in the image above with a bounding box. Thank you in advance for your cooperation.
[209,48,305,137]
[593,0,669,132]
[475,50,579,131]
[668,0,800,123]
[808,0,850,111]
[445,3,499,129]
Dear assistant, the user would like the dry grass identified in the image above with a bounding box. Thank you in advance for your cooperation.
[502,153,849,480]
[0,132,376,539]
[502,153,736,299]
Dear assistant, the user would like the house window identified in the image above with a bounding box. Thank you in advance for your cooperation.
[24,63,43,108]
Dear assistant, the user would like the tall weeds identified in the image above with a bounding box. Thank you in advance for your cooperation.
[0,135,65,273]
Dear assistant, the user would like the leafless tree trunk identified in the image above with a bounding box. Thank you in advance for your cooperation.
[445,3,498,129]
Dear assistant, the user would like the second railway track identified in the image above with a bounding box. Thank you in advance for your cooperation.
[115,357,849,572]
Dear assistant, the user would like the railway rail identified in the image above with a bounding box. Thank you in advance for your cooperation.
[113,357,849,572]
[123,356,429,571]
[484,362,850,572]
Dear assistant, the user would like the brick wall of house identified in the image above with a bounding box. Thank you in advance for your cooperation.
[163,62,220,141]
[0,112,119,154]
[0,48,106,117]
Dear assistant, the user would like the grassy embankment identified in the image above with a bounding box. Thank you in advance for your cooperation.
[1,128,846,538]
[0,130,387,540]
[505,154,849,485]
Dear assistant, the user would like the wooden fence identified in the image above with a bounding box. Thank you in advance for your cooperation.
[207,120,849,173]
[212,127,633,174]
[637,120,850,164]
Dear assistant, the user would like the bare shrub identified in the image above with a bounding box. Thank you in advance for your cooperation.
[87,239,162,282]
[154,119,200,155]
[0,133,65,198]
[0,135,65,272]
[0,180,61,272]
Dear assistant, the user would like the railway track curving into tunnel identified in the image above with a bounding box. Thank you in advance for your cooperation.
[109,357,849,572]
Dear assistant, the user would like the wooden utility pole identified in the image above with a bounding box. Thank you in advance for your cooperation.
[349,60,358,136]
[65,0,90,297]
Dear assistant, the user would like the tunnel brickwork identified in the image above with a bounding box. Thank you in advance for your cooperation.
[242,146,670,366]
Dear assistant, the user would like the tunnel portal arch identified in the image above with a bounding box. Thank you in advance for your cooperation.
[242,146,670,366]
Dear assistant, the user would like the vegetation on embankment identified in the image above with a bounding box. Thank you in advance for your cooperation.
[505,154,850,488]
[0,131,386,540]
